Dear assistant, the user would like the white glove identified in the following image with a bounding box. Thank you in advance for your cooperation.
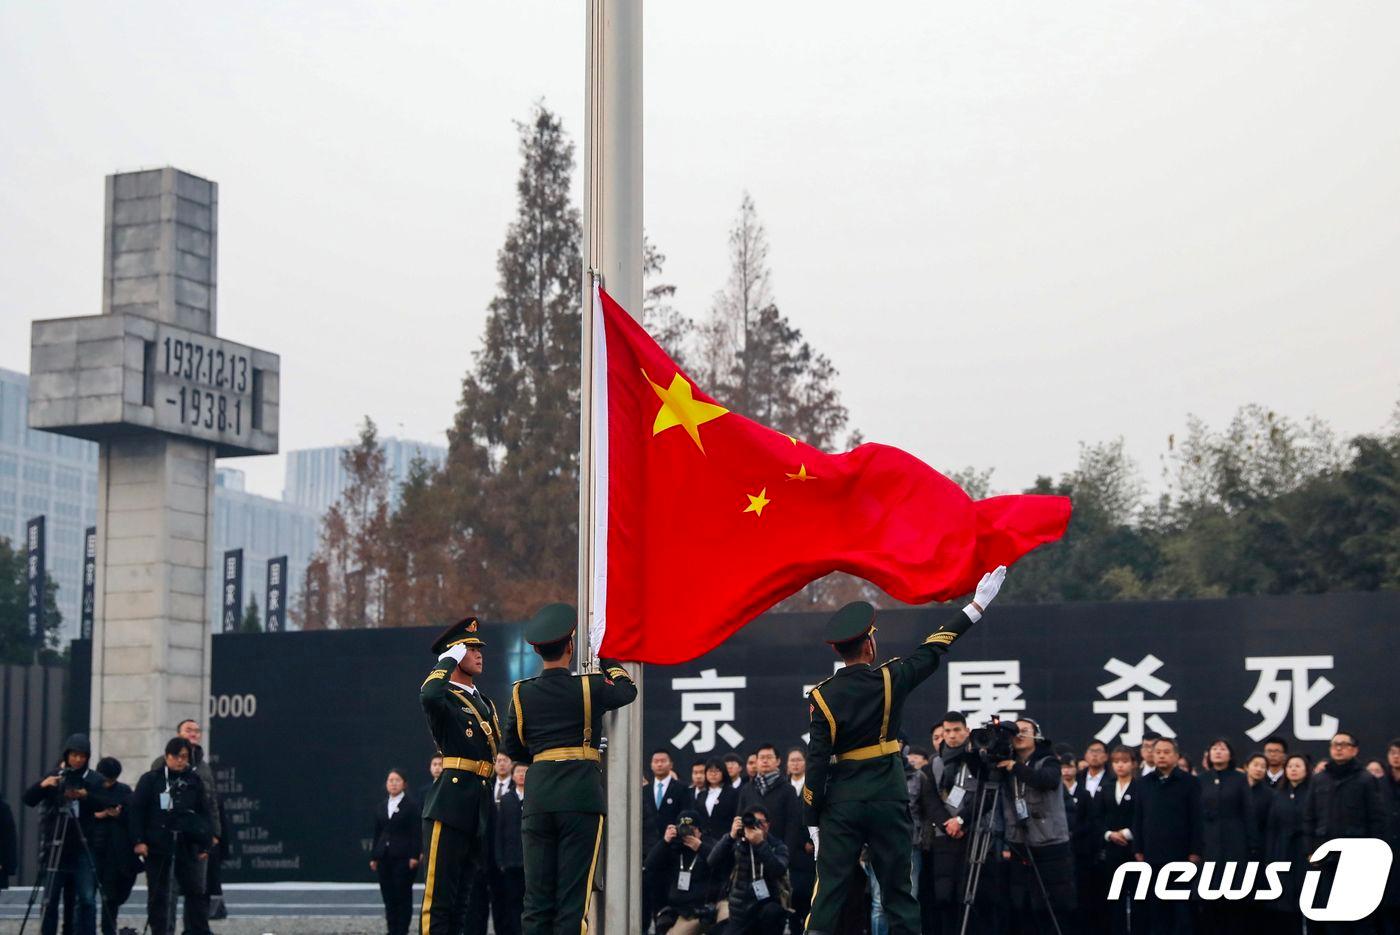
[808,827,820,857]
[973,566,1007,611]
[438,643,467,665]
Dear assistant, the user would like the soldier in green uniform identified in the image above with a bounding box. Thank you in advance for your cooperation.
[500,603,637,935]
[801,566,1008,935]
[418,616,503,935]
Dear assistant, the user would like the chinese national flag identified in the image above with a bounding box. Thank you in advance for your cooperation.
[588,286,1070,664]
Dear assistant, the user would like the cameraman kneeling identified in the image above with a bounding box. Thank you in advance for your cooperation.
[708,807,789,935]
[996,718,1076,935]
[21,733,109,935]
[646,810,716,934]
[129,737,213,935]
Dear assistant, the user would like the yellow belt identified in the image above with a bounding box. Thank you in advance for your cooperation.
[440,757,493,777]
[533,746,602,763]
[833,739,902,763]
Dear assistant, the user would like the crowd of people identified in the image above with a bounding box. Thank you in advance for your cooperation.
[372,721,1400,935]
[9,718,226,935]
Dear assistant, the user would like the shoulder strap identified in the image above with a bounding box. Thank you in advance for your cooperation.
[582,675,593,749]
[879,666,893,744]
[810,687,837,746]
[512,683,526,747]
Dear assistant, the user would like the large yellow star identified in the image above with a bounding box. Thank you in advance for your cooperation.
[645,370,729,452]
[744,488,772,517]
[785,463,816,482]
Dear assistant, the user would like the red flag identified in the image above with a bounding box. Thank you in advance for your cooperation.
[587,286,1070,664]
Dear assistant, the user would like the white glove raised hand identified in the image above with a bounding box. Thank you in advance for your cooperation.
[973,566,1007,612]
[438,643,467,665]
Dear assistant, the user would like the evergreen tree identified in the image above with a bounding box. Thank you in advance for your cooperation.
[241,595,262,633]
[0,536,63,663]
[442,105,583,615]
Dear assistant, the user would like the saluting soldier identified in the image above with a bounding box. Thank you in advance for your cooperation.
[801,566,1008,935]
[500,603,637,935]
[419,616,503,935]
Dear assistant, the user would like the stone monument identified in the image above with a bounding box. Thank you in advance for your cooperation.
[28,167,279,763]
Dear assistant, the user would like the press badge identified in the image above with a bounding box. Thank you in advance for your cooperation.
[1014,796,1029,821]
[752,879,771,901]
[676,870,692,892]
[159,792,172,811]
[947,786,965,810]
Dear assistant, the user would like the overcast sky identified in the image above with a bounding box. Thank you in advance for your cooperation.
[3,2,1397,501]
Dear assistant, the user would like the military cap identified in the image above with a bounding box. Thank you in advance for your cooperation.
[525,602,577,646]
[430,616,486,655]
[824,600,877,645]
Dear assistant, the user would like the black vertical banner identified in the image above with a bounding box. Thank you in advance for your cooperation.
[26,516,45,643]
[265,556,287,633]
[304,559,327,630]
[222,548,244,633]
[81,526,97,640]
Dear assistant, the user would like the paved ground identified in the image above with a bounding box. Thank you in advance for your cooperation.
[0,884,417,933]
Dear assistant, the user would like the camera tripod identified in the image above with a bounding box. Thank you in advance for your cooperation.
[957,773,1064,935]
[18,800,108,935]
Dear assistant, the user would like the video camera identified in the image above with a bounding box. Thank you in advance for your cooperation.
[58,765,86,790]
[677,815,698,840]
[950,716,1020,782]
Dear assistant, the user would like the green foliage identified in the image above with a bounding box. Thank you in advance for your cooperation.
[241,595,262,633]
[0,536,63,664]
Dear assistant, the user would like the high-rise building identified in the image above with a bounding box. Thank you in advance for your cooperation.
[283,437,447,514]
[0,368,100,634]
[2,368,319,639]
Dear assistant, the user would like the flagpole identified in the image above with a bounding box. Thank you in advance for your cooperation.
[581,1,643,931]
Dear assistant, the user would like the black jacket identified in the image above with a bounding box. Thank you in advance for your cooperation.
[695,784,739,843]
[491,788,525,871]
[129,765,213,853]
[737,775,805,871]
[644,834,715,911]
[91,781,140,879]
[1095,776,1139,867]
[643,777,691,847]
[371,796,423,862]
[1303,758,1385,847]
[22,766,111,854]
[1262,779,1311,910]
[0,795,16,889]
[1200,767,1255,863]
[1132,767,1204,862]
[709,831,790,919]
[1063,782,1095,864]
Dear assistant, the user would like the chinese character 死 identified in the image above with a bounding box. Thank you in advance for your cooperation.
[1243,656,1338,742]
[1093,654,1177,745]
[947,660,1025,726]
[670,668,746,753]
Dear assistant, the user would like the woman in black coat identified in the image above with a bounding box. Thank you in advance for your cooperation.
[695,758,739,844]
[1097,746,1141,935]
[1262,754,1312,934]
[370,768,423,935]
[1199,739,1254,933]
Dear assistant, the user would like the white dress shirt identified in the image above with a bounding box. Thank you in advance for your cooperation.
[388,791,404,818]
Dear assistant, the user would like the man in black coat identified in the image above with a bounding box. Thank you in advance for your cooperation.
[129,737,213,935]
[737,743,805,933]
[1133,737,1202,935]
[488,762,527,935]
[645,809,716,933]
[1304,729,1387,928]
[22,732,110,935]
[643,748,689,930]
[91,758,141,935]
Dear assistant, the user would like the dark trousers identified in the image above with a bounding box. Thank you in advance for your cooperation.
[806,800,920,935]
[788,867,814,935]
[421,818,481,935]
[491,866,525,935]
[1005,842,1076,934]
[727,898,788,934]
[522,811,604,935]
[377,856,416,935]
[144,847,209,935]
[464,868,489,935]
[40,851,97,935]
[97,865,137,935]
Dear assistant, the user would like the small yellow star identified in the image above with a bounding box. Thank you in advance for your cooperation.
[783,433,798,445]
[744,488,772,517]
[785,463,816,482]
[645,370,729,453]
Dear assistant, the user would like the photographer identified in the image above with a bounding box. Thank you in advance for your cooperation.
[996,718,1076,935]
[149,719,224,918]
[21,732,109,935]
[708,806,789,934]
[129,737,213,935]
[645,809,716,934]
[91,758,140,935]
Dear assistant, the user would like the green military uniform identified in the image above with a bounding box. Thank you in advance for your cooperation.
[499,603,638,935]
[418,617,502,935]
[802,601,978,935]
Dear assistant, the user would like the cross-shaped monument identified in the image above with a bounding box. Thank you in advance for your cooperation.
[27,167,279,764]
